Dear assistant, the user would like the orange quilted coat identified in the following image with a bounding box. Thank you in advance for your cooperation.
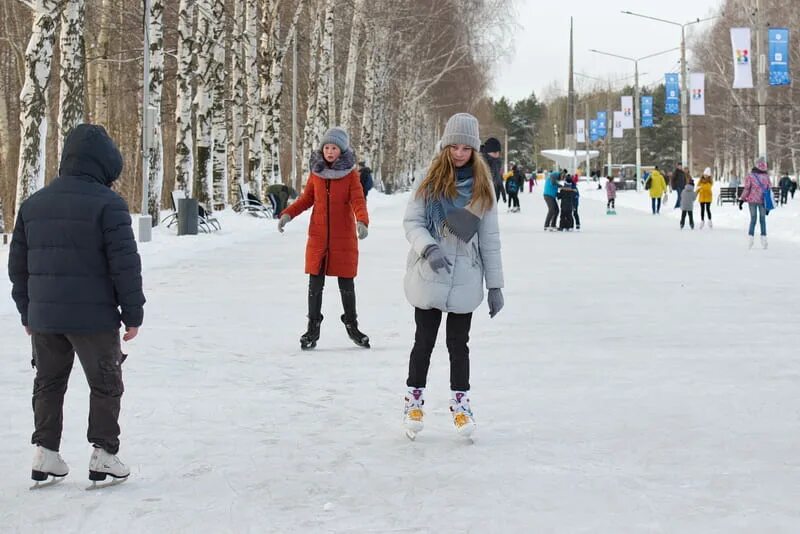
[282,169,369,278]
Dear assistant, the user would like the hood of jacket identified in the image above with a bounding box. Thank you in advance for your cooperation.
[310,148,356,180]
[58,124,124,186]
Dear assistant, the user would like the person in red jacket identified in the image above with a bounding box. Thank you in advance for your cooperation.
[279,127,370,350]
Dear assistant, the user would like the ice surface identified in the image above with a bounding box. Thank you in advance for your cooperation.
[1,187,799,532]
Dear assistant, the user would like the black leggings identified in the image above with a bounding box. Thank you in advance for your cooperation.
[607,198,615,209]
[495,183,507,203]
[308,274,356,321]
[508,191,520,208]
[407,308,472,391]
[544,196,559,228]
[699,202,712,221]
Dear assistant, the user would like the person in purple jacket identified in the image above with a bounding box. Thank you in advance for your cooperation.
[739,157,772,249]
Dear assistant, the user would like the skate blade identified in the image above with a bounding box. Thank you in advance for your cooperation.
[86,476,128,491]
[29,475,66,490]
[405,429,418,441]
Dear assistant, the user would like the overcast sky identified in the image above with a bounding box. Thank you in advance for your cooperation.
[491,0,725,102]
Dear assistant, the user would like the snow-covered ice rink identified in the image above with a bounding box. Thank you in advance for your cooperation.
[2,185,799,532]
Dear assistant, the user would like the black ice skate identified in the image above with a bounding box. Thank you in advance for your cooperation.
[341,315,370,348]
[300,316,323,350]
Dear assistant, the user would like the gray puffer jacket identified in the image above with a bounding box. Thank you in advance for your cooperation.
[680,183,697,211]
[403,180,504,313]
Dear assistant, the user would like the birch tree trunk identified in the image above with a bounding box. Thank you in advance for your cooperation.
[146,0,164,223]
[58,0,85,158]
[193,0,214,207]
[16,0,58,215]
[92,0,111,126]
[210,0,227,208]
[340,0,364,132]
[230,0,246,196]
[301,0,324,176]
[259,0,278,186]
[245,0,262,197]
[321,0,335,128]
[174,0,194,194]
[264,0,305,186]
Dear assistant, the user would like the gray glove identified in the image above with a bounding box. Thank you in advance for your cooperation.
[357,221,368,240]
[488,288,504,318]
[278,214,291,233]
[423,245,452,274]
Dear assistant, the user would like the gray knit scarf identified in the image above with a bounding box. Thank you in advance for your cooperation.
[310,149,356,180]
[425,165,483,243]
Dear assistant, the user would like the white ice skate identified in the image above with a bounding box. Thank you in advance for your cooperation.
[708,220,713,229]
[699,221,705,230]
[87,447,130,489]
[761,236,768,249]
[449,391,476,438]
[748,236,755,249]
[30,446,69,489]
[404,388,425,440]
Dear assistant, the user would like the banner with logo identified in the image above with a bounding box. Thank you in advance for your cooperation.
[689,73,705,116]
[597,111,607,138]
[576,119,586,143]
[641,96,654,128]
[769,28,790,86]
[589,119,599,142]
[731,27,753,89]
[665,73,680,115]
[612,111,623,138]
[620,96,634,129]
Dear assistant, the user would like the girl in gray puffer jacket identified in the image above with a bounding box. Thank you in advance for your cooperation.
[401,113,505,441]
[680,182,696,229]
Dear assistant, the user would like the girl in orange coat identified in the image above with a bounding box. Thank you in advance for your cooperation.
[278,127,370,350]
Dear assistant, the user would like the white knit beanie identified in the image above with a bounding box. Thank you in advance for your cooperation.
[439,113,481,152]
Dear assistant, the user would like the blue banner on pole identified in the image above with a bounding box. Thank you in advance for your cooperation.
[589,119,598,142]
[665,74,679,115]
[596,111,607,137]
[769,28,790,86]
[641,96,654,128]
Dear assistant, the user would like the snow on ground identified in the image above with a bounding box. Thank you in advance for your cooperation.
[1,188,799,532]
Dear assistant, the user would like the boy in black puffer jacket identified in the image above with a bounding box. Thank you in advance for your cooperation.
[9,124,144,486]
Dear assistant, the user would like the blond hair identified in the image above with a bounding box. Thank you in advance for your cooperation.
[415,147,495,213]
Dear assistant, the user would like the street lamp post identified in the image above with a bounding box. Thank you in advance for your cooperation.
[590,47,679,191]
[621,11,718,169]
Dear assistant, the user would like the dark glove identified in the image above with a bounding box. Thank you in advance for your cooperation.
[357,221,368,240]
[423,245,452,274]
[488,288,504,318]
[738,200,744,210]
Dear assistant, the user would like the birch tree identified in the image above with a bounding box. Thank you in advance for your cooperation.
[230,0,246,196]
[193,0,214,207]
[58,0,85,158]
[301,0,324,175]
[245,0,262,196]
[210,0,227,207]
[15,0,59,215]
[92,0,111,126]
[340,0,365,132]
[261,0,305,186]
[145,0,164,223]
[174,0,194,194]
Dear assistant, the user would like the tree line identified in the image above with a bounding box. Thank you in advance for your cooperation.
[0,0,513,232]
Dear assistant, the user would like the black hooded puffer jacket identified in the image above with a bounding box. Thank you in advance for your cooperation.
[8,124,145,333]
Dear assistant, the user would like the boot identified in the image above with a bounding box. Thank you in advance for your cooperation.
[300,316,323,350]
[32,445,69,482]
[449,391,476,437]
[89,447,129,482]
[403,388,425,439]
[340,288,369,348]
[301,286,324,350]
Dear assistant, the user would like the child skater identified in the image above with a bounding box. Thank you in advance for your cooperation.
[401,113,505,440]
[606,177,617,214]
[279,127,370,350]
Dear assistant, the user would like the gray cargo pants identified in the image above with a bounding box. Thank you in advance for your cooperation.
[31,331,124,454]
